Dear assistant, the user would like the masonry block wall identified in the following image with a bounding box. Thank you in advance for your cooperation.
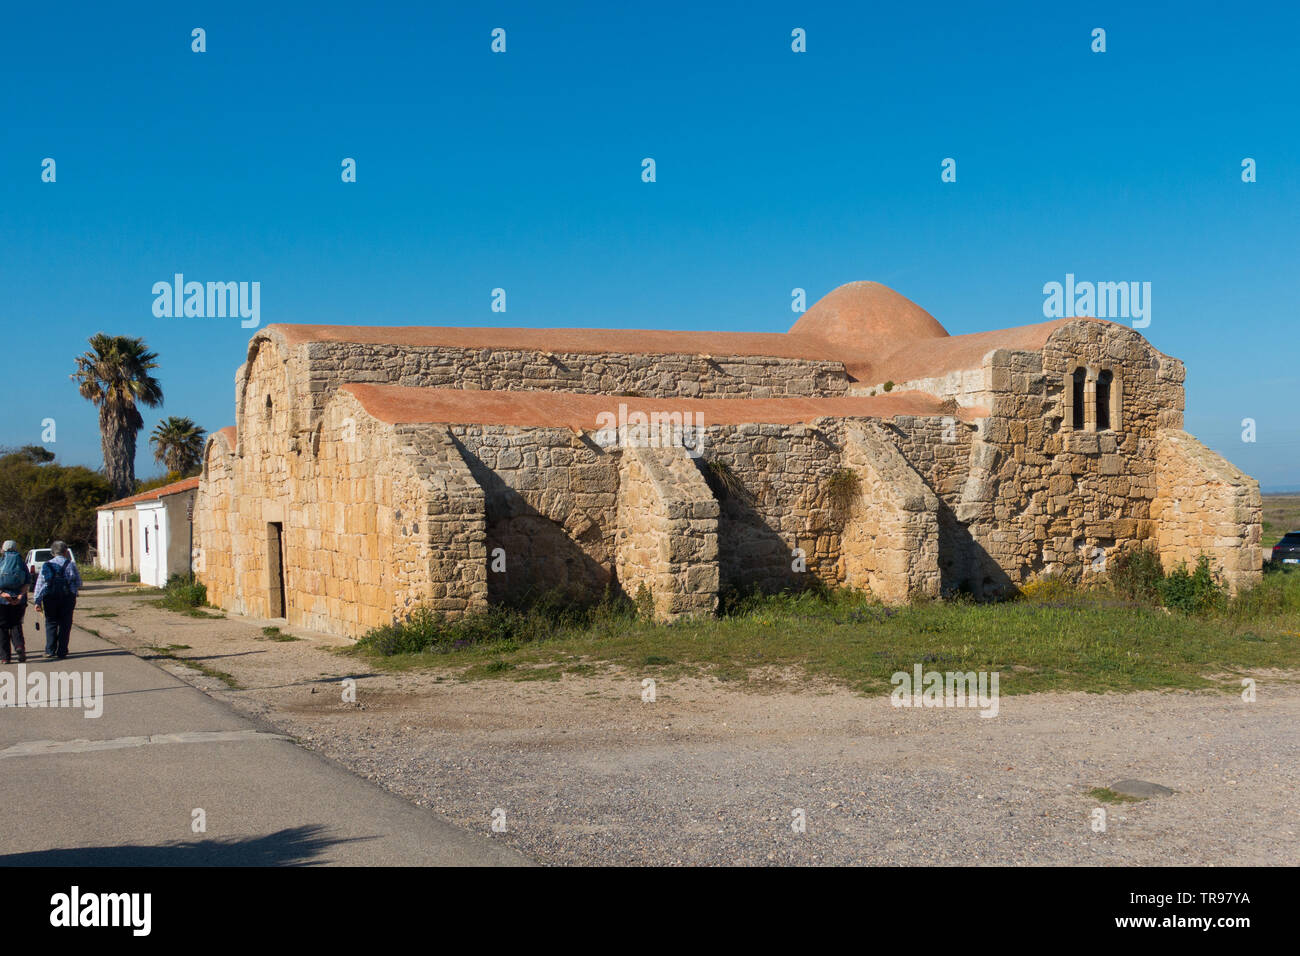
[240,331,854,431]
[840,423,941,602]
[196,286,1264,638]
[1152,430,1263,593]
[928,322,1190,595]
[195,431,236,607]
[447,423,618,607]
[616,444,720,619]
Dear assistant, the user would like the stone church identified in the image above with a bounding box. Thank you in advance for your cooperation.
[194,282,1262,638]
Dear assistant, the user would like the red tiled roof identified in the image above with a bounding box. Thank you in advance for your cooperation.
[341,385,985,429]
[97,476,200,511]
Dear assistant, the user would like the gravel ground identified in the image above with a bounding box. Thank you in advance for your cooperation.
[75,583,1300,866]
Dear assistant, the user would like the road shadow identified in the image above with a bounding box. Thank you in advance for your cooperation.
[0,824,370,867]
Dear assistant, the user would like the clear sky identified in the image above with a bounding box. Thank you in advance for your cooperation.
[2,1,1297,490]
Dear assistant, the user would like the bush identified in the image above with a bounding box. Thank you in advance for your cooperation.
[1156,555,1225,615]
[0,446,113,555]
[1109,546,1165,602]
[160,573,207,610]
[1018,576,1077,603]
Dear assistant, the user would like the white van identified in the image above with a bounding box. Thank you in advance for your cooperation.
[26,548,76,583]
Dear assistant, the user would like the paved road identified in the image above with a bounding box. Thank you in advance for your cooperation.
[0,616,529,866]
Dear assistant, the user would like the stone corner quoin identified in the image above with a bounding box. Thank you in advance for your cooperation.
[189,280,1262,638]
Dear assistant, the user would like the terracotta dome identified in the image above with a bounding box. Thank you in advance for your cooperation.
[789,281,949,345]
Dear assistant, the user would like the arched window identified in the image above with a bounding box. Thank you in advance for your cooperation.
[1071,368,1086,430]
[264,394,273,425]
[1096,370,1113,430]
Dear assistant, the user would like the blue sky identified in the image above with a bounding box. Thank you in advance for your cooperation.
[2,1,1297,489]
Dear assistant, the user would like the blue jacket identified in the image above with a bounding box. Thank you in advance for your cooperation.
[33,555,81,604]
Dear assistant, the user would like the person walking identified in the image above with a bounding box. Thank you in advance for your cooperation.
[32,540,82,660]
[0,540,28,664]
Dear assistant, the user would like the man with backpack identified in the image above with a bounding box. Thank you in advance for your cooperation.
[0,540,29,664]
[33,540,82,660]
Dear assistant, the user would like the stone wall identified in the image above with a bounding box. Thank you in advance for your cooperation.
[288,338,851,426]
[294,393,487,634]
[201,374,491,638]
[853,368,991,409]
[615,444,720,620]
[1152,430,1263,593]
[840,423,941,602]
[447,424,619,606]
[697,418,943,600]
[195,433,236,609]
[935,320,1194,594]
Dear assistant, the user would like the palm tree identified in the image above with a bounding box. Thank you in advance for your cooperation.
[71,334,164,499]
[150,416,206,477]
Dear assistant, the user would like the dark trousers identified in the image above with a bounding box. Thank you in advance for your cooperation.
[42,597,74,659]
[0,599,25,662]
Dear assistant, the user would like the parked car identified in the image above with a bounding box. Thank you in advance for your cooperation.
[1272,532,1300,566]
[26,548,76,585]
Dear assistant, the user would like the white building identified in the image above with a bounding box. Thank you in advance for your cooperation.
[96,476,199,583]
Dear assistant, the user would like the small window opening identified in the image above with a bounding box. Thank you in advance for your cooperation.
[1096,370,1113,430]
[1071,368,1086,430]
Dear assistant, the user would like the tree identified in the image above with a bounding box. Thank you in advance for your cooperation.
[149,416,206,477]
[71,334,163,499]
[0,447,112,554]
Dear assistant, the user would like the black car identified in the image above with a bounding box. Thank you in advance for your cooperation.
[1271,531,1300,566]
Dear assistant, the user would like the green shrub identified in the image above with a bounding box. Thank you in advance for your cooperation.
[1157,555,1225,615]
[634,584,654,620]
[1109,546,1165,602]
[162,573,207,608]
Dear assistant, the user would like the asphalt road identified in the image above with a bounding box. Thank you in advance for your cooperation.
[0,615,530,866]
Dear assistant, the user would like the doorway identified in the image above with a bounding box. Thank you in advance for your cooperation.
[267,522,286,618]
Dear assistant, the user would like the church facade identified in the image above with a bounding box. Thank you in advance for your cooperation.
[194,282,1262,637]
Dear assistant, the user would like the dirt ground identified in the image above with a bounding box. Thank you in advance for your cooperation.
[71,583,1299,866]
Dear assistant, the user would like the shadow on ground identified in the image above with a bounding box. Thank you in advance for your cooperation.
[0,824,370,866]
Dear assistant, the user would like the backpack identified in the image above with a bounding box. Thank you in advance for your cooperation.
[0,551,24,591]
[43,559,73,602]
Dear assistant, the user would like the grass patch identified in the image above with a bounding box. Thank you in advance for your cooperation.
[147,574,224,618]
[87,611,118,618]
[344,569,1300,695]
[1086,787,1143,804]
[1262,494,1300,549]
[260,626,300,642]
[79,565,118,582]
[142,644,241,689]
